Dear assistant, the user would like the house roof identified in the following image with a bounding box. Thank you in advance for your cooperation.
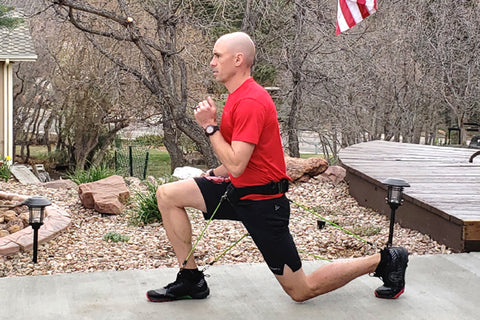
[0,11,37,62]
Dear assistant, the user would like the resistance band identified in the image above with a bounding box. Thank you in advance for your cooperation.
[181,191,229,268]
[183,194,380,269]
[202,233,249,272]
[298,249,332,262]
[290,200,377,249]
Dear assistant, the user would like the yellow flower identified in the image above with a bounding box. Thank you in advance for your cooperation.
[5,156,11,161]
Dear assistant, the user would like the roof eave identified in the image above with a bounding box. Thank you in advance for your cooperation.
[0,55,38,62]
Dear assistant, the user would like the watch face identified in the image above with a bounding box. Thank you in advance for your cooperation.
[206,125,218,136]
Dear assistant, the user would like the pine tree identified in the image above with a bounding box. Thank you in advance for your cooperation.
[0,4,22,29]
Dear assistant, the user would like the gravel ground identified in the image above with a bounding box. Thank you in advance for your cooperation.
[0,177,452,278]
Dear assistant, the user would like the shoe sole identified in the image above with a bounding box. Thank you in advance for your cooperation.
[146,288,210,303]
[374,287,405,299]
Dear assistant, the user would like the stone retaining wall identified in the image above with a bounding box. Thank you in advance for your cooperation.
[0,191,71,256]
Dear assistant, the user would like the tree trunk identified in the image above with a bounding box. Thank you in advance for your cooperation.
[286,0,305,158]
[287,76,301,157]
[242,0,256,35]
[458,113,467,146]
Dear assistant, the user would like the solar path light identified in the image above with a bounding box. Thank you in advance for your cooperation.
[382,178,410,247]
[24,196,51,263]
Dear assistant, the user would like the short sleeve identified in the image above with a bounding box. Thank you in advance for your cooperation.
[231,99,265,145]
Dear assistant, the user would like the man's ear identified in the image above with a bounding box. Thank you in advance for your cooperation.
[234,53,244,66]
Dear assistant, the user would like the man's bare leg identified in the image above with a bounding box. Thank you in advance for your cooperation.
[147,178,210,302]
[155,178,207,269]
[275,254,380,302]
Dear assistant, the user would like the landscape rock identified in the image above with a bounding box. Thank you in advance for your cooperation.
[6,219,24,233]
[317,166,347,184]
[18,212,30,226]
[124,177,143,187]
[173,166,204,180]
[78,175,130,215]
[13,205,27,214]
[0,210,17,223]
[285,156,329,182]
[7,224,21,234]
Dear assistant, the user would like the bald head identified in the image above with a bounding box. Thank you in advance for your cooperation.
[216,32,256,68]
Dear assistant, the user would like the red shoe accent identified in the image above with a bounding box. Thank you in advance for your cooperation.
[374,287,405,299]
[146,292,170,303]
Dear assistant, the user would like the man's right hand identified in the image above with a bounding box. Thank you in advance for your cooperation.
[194,96,217,129]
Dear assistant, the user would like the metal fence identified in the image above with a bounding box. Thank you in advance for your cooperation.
[114,146,149,179]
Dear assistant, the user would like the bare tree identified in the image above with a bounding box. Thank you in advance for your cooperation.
[415,0,480,145]
[13,0,480,171]
[46,0,224,170]
[11,1,156,169]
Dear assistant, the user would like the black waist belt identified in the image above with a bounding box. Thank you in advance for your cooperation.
[226,179,289,203]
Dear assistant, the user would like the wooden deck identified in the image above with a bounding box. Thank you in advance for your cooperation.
[339,140,480,252]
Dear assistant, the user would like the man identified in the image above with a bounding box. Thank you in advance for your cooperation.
[146,32,408,303]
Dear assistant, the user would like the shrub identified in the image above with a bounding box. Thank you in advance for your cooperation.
[67,164,115,184]
[103,231,130,243]
[0,156,12,182]
[252,63,277,87]
[129,178,169,226]
[49,148,69,166]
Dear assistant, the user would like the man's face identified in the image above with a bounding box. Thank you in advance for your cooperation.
[210,39,236,84]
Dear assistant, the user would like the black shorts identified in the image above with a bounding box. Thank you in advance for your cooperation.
[194,176,302,275]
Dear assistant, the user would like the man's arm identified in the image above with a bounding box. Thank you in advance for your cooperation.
[209,136,254,177]
[194,96,255,178]
[208,164,228,177]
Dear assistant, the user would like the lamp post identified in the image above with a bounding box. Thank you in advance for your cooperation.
[24,196,51,263]
[382,178,410,247]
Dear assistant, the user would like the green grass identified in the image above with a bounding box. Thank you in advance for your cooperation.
[15,145,52,159]
[300,153,324,158]
[146,148,171,177]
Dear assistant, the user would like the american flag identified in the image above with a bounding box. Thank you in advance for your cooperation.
[336,0,377,35]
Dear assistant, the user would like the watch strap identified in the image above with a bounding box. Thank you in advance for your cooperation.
[205,125,219,137]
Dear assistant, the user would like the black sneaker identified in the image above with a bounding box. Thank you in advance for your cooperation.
[146,269,210,302]
[373,246,409,299]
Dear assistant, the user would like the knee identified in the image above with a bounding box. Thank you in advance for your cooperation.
[283,286,312,303]
[287,291,310,303]
[156,184,170,209]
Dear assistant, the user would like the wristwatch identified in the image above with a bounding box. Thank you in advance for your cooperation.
[205,125,219,137]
